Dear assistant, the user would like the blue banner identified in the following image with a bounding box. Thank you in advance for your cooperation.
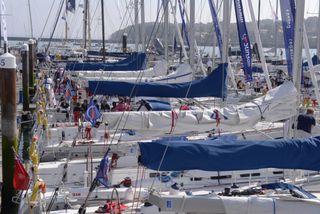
[280,0,295,78]
[234,0,252,81]
[178,0,190,47]
[208,0,223,57]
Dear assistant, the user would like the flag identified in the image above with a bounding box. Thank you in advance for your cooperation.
[84,99,102,126]
[96,149,110,187]
[234,0,252,81]
[13,156,30,190]
[279,0,295,78]
[67,0,76,13]
[1,0,7,42]
[64,81,73,101]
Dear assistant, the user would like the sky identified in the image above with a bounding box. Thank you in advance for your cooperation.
[4,0,320,40]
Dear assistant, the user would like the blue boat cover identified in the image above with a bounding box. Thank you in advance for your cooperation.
[88,63,228,98]
[138,136,320,171]
[65,52,146,71]
[144,100,171,111]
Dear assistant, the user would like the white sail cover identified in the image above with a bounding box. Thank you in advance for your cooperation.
[103,82,298,135]
[66,60,168,78]
[103,82,298,136]
[77,63,193,86]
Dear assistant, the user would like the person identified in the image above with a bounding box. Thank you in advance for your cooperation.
[276,70,284,86]
[100,98,110,112]
[112,99,130,111]
[207,58,212,73]
[296,108,316,136]
[236,80,245,89]
[73,102,82,123]
[81,99,88,112]
[60,98,70,120]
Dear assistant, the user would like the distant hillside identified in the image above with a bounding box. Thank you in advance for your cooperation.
[109,17,320,48]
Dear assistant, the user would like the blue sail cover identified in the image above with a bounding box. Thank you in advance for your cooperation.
[65,52,146,71]
[139,136,320,171]
[88,63,227,98]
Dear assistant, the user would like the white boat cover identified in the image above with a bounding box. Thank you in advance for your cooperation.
[148,191,320,214]
[75,63,193,86]
[102,82,297,136]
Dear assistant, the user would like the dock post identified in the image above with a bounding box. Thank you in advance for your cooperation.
[22,44,29,111]
[0,52,19,213]
[28,39,35,96]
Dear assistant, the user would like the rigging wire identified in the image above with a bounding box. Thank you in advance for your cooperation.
[45,0,65,55]
[38,0,56,42]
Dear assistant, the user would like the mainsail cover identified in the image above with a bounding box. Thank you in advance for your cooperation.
[65,52,146,71]
[89,63,228,98]
[103,82,297,136]
[139,136,320,171]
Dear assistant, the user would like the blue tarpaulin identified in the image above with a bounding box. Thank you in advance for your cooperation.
[65,52,146,71]
[139,136,320,171]
[88,63,228,98]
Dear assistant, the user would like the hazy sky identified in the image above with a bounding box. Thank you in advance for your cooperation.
[4,0,320,39]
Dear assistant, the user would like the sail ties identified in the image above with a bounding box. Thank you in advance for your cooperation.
[169,110,179,134]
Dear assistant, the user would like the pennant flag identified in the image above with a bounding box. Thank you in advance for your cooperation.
[96,149,110,187]
[67,0,76,13]
[208,0,223,57]
[64,81,73,101]
[13,157,30,190]
[279,0,295,78]
[1,0,7,42]
[84,99,102,126]
[234,0,252,81]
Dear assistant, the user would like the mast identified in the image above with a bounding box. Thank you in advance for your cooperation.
[290,0,305,139]
[87,0,91,50]
[222,0,230,64]
[27,0,34,38]
[140,0,145,52]
[189,0,195,68]
[83,0,88,49]
[317,1,320,58]
[274,0,279,57]
[64,0,68,44]
[292,0,305,91]
[303,24,320,104]
[257,0,261,29]
[134,0,139,52]
[101,0,106,61]
[163,0,169,61]
[169,0,188,60]
[248,0,272,89]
